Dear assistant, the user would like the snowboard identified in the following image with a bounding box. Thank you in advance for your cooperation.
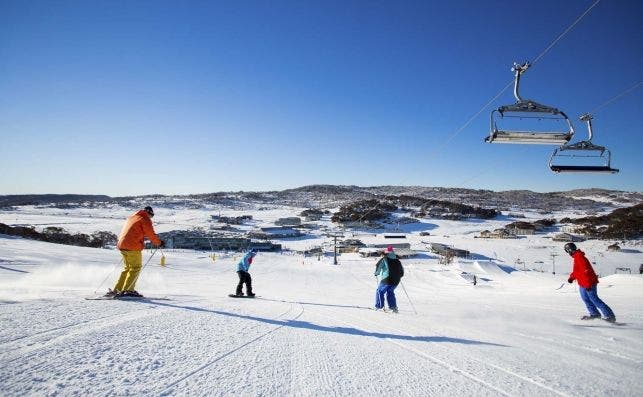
[604,320,627,326]
[574,318,626,326]
[228,294,257,298]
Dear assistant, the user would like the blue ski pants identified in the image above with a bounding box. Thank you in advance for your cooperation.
[375,283,398,310]
[579,285,614,318]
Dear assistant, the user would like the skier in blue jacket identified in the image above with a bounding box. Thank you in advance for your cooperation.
[374,246,404,312]
[234,249,257,297]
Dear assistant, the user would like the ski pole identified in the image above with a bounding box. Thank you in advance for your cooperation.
[122,248,158,292]
[400,281,417,314]
[93,257,123,294]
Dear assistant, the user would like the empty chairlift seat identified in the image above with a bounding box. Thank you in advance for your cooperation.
[486,62,574,145]
[549,113,619,174]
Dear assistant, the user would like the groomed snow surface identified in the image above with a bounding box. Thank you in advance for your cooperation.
[1,207,643,396]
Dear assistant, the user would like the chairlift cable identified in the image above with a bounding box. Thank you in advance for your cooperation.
[589,80,643,115]
[531,0,602,67]
[455,147,531,187]
[431,81,513,155]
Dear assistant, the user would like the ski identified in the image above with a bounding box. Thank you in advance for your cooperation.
[85,296,117,300]
[85,296,170,301]
[117,296,170,301]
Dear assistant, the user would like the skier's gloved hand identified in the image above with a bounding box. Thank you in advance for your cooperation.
[159,240,166,248]
[567,278,573,284]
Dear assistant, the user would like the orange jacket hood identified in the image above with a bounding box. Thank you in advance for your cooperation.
[117,210,161,251]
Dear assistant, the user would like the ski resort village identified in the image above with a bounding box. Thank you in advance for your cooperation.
[0,187,642,396]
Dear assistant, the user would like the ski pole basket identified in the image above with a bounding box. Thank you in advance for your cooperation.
[548,114,619,173]
[486,62,574,145]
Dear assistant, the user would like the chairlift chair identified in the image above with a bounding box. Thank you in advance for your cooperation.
[486,62,575,145]
[548,113,619,173]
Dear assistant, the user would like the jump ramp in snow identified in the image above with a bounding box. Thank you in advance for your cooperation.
[453,260,516,286]
[473,260,515,276]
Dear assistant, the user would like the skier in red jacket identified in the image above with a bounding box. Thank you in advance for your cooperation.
[565,243,616,322]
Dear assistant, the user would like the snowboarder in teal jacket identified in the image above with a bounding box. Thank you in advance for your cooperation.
[234,249,257,297]
[374,246,404,312]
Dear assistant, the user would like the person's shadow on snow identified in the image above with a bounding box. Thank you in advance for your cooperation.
[138,300,506,346]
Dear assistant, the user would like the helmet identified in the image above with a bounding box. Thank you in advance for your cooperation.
[144,206,154,217]
[564,242,577,255]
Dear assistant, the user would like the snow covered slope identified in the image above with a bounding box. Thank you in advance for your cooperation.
[1,234,642,396]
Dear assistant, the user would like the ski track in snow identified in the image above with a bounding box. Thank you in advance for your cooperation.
[327,302,640,397]
[158,302,305,395]
[312,306,562,397]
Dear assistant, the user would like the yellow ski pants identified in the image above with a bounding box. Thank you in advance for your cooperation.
[113,250,142,292]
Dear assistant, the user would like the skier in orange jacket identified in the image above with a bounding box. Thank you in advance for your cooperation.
[107,206,164,297]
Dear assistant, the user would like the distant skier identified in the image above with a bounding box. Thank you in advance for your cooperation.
[565,242,616,323]
[233,249,257,297]
[639,263,643,275]
[374,246,404,313]
[107,206,164,298]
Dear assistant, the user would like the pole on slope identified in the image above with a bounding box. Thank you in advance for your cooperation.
[550,251,558,275]
[326,232,344,265]
[93,257,123,294]
[399,281,417,314]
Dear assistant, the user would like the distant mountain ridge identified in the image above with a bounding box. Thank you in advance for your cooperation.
[1,186,641,211]
[0,194,111,207]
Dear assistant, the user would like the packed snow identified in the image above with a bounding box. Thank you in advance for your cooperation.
[1,205,642,396]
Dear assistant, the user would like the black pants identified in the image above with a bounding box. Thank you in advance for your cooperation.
[236,271,252,295]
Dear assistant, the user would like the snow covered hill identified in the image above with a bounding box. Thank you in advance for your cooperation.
[1,205,642,396]
[2,185,641,212]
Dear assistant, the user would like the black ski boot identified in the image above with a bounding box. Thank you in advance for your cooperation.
[580,314,601,320]
[120,290,144,298]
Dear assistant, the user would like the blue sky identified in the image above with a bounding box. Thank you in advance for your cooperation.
[1,0,641,196]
